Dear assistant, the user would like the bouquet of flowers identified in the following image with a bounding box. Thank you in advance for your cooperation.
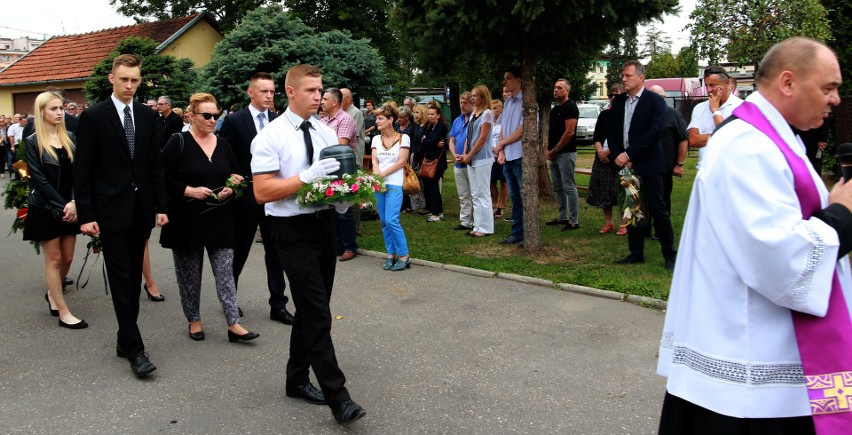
[77,234,108,294]
[295,169,385,209]
[1,152,40,253]
[618,167,644,228]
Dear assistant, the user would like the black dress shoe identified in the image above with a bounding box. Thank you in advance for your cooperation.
[453,224,473,231]
[545,218,568,226]
[228,330,260,343]
[665,258,676,271]
[45,293,58,317]
[330,399,367,425]
[561,223,580,231]
[270,308,294,325]
[286,383,326,405]
[58,318,88,329]
[614,254,645,265]
[188,326,205,341]
[499,235,523,244]
[129,353,156,378]
[62,277,73,287]
[143,284,165,302]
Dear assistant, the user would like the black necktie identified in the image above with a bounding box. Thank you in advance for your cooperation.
[123,105,135,159]
[299,121,314,165]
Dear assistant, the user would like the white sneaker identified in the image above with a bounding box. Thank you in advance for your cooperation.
[426,215,441,222]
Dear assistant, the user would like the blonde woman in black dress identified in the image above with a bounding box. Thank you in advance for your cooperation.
[24,91,86,329]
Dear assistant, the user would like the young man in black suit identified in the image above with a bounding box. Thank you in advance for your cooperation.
[218,72,294,325]
[607,60,677,270]
[75,54,169,378]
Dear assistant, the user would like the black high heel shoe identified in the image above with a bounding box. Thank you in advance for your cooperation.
[188,325,205,341]
[228,330,260,343]
[144,284,165,302]
[45,293,58,317]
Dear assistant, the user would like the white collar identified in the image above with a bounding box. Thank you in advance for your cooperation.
[248,104,268,120]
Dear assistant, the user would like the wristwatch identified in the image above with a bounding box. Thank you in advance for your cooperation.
[712,110,723,117]
[676,162,685,167]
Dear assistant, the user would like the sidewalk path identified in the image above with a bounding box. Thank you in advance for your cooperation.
[0,204,665,434]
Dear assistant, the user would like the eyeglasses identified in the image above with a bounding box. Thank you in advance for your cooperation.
[196,112,217,120]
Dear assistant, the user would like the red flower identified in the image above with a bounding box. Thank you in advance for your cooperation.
[325,188,334,197]
[350,183,360,192]
[373,184,380,191]
[16,207,28,220]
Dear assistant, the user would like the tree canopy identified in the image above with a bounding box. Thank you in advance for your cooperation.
[645,46,699,79]
[200,5,386,110]
[688,0,831,67]
[394,0,677,249]
[109,0,265,32]
[823,0,852,95]
[83,36,199,105]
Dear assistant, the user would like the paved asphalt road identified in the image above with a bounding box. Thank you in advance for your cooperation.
[0,201,666,434]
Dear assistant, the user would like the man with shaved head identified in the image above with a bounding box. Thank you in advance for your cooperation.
[657,38,851,433]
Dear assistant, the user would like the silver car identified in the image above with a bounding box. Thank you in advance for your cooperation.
[575,104,601,143]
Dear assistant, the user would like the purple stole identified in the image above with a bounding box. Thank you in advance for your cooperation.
[734,101,852,433]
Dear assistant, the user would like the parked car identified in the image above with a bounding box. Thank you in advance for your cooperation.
[575,104,601,143]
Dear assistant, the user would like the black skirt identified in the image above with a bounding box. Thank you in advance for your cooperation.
[23,206,80,242]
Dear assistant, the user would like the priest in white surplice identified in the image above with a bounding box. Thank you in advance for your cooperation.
[657,38,852,434]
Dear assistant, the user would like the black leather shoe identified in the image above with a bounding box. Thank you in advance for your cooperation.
[614,254,645,265]
[45,293,58,317]
[286,383,326,405]
[58,318,88,329]
[330,399,367,425]
[270,308,294,325]
[665,258,676,271]
[228,330,260,343]
[188,325,205,341]
[453,224,473,231]
[129,353,156,378]
[499,235,523,245]
[561,223,580,231]
[62,277,73,287]
[545,218,568,226]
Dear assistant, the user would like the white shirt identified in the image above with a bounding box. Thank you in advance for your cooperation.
[250,108,340,217]
[110,94,135,127]
[687,94,743,163]
[658,92,852,418]
[371,134,410,186]
[7,123,24,145]
[248,104,270,133]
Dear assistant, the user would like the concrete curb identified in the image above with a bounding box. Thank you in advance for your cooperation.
[357,249,667,310]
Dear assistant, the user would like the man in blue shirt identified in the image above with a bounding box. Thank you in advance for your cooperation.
[450,91,473,231]
[494,67,525,245]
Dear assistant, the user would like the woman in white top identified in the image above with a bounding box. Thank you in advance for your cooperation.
[371,104,411,271]
[489,98,507,218]
[460,85,495,237]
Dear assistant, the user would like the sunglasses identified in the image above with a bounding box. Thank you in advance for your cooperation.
[196,112,217,120]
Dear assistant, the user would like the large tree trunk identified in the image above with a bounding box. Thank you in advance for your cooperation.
[521,48,542,250]
[537,102,553,199]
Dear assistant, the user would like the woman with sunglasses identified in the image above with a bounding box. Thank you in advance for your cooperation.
[160,93,259,343]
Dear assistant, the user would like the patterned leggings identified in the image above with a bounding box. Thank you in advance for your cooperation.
[173,247,240,326]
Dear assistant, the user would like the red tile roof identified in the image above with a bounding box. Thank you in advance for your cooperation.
[0,14,200,85]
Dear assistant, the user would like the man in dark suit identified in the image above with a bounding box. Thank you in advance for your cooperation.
[218,72,294,325]
[154,95,184,149]
[607,60,676,270]
[75,54,169,378]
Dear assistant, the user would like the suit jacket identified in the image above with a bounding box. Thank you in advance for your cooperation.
[155,111,184,149]
[218,107,278,210]
[74,98,169,233]
[607,89,667,176]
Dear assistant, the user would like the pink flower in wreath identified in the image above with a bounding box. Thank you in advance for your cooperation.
[325,188,334,197]
[350,183,360,192]
[332,180,344,187]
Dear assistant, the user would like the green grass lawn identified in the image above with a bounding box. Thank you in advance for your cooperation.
[357,147,698,300]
